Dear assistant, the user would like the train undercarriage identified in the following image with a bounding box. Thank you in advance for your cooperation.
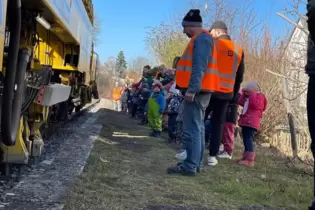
[0,0,99,174]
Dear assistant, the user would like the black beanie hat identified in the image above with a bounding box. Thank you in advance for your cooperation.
[182,9,202,27]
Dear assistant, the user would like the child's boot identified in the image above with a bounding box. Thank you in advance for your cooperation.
[237,152,248,163]
[151,130,161,137]
[239,152,255,166]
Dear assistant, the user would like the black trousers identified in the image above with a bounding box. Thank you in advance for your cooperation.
[206,97,229,156]
[307,75,315,198]
[131,103,138,117]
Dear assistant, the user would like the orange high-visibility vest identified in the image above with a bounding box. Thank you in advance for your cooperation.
[217,38,243,93]
[175,30,220,92]
[112,87,122,101]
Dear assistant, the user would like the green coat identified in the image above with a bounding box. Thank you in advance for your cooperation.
[147,92,165,131]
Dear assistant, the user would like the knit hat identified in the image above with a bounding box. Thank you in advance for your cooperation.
[140,82,149,89]
[164,69,174,76]
[182,9,202,27]
[209,20,228,32]
[152,82,163,91]
[244,81,261,91]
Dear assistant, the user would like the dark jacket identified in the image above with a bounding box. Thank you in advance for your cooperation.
[306,0,315,75]
[212,35,244,102]
[225,92,241,124]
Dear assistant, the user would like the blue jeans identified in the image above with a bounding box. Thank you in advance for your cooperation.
[168,114,178,139]
[181,93,211,172]
[241,126,256,152]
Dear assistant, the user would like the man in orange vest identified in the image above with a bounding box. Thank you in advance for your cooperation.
[112,81,123,111]
[167,9,220,176]
[205,21,245,166]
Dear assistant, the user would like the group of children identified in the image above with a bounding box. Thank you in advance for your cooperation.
[120,65,182,139]
[119,65,268,167]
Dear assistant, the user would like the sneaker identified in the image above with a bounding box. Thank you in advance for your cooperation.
[217,151,232,159]
[207,156,218,166]
[176,162,202,173]
[151,131,161,137]
[175,150,187,161]
[167,166,196,176]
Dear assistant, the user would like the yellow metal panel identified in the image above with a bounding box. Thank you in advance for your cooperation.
[41,0,92,74]
[1,117,29,164]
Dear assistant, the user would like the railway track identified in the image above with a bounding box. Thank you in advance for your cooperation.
[0,98,103,209]
[41,99,101,141]
[0,99,101,187]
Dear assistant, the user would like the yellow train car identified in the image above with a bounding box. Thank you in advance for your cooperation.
[0,0,99,168]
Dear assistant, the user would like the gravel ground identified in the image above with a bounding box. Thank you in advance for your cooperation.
[0,103,103,210]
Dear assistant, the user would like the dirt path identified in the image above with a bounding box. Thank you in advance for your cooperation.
[64,107,312,210]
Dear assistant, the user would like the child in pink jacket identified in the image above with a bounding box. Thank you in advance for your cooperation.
[237,81,267,166]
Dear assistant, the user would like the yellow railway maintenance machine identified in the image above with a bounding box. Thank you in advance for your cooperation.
[0,0,99,174]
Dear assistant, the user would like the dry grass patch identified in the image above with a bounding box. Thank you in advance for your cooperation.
[64,109,312,210]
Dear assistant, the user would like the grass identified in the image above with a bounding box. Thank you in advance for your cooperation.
[64,108,313,210]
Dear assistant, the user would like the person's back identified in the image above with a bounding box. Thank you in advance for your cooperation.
[238,89,267,131]
[237,81,267,166]
[206,21,245,166]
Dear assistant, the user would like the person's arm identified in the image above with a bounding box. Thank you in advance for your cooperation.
[157,95,166,114]
[237,93,246,107]
[232,52,244,102]
[187,33,212,93]
[145,101,149,113]
[307,0,315,42]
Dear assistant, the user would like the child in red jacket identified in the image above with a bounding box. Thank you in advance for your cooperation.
[237,81,267,166]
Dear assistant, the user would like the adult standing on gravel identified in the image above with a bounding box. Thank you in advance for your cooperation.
[306,0,315,209]
[167,9,220,176]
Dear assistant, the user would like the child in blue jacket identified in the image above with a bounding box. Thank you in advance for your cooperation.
[146,82,166,137]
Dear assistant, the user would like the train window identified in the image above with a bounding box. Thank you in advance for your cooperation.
[65,54,79,67]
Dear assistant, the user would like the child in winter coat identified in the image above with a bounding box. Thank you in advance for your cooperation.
[217,92,241,159]
[131,83,140,118]
[166,89,181,142]
[237,81,267,166]
[138,83,151,125]
[146,82,166,137]
[120,88,129,114]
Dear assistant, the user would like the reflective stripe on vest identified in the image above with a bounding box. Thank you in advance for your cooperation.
[217,39,243,93]
[175,30,220,92]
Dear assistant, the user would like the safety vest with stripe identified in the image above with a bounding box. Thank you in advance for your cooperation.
[175,30,220,92]
[217,38,243,93]
[112,87,122,101]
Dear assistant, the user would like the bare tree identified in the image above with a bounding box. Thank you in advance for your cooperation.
[146,0,284,137]
[93,12,102,46]
[103,56,116,72]
[145,23,188,67]
[266,0,312,160]
[128,56,150,72]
